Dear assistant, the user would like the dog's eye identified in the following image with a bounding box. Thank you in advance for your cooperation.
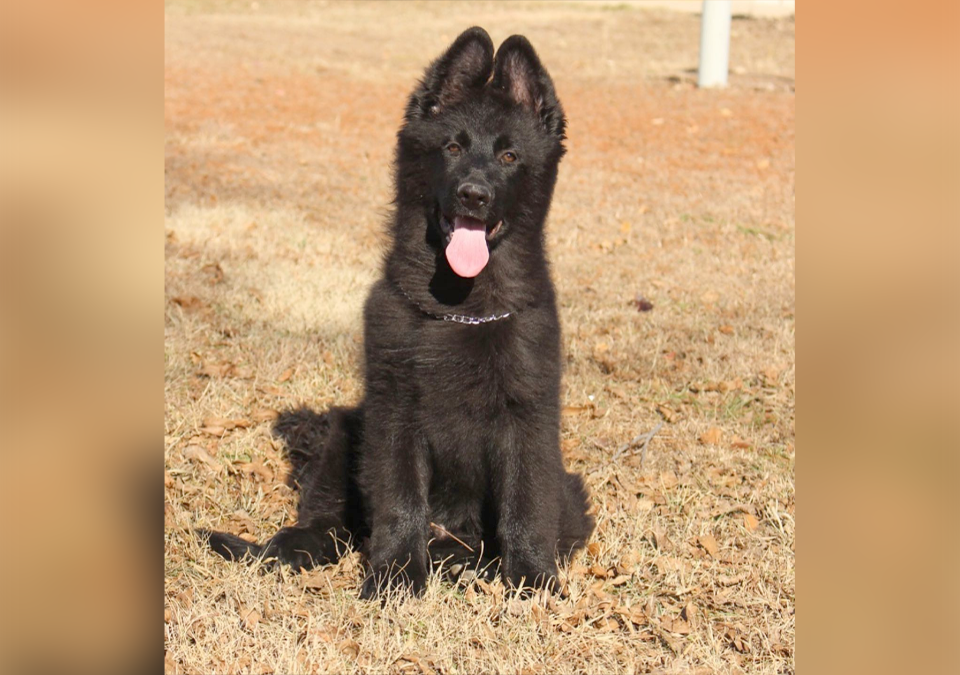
[500,151,518,164]
[445,143,462,156]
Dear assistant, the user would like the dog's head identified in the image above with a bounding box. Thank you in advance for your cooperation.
[395,27,566,278]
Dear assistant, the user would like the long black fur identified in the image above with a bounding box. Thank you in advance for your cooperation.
[203,26,594,599]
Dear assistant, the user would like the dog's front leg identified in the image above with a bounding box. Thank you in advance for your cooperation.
[359,423,431,600]
[495,416,563,592]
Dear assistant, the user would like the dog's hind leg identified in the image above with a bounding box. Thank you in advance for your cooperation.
[205,405,368,571]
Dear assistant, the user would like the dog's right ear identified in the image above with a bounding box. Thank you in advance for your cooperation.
[405,26,494,121]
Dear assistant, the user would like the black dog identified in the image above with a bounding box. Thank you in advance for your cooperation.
[204,26,594,598]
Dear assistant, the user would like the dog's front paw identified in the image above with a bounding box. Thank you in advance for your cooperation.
[359,555,427,600]
[503,557,559,595]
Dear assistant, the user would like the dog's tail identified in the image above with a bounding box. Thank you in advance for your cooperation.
[272,407,336,489]
[195,408,333,563]
[197,529,264,562]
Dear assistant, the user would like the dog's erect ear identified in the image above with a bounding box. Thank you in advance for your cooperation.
[492,35,566,140]
[406,26,494,120]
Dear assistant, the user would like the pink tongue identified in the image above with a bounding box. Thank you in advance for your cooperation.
[445,217,489,278]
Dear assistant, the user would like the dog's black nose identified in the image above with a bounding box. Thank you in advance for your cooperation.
[458,182,492,210]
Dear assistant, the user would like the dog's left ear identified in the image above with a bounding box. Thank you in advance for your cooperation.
[492,36,566,140]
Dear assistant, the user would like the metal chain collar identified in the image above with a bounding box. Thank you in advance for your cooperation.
[394,282,513,325]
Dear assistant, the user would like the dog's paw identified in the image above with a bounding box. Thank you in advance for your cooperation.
[503,558,559,596]
[359,558,427,601]
[261,526,336,571]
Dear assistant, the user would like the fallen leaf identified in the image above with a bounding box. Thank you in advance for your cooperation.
[310,627,338,644]
[587,542,602,558]
[589,563,609,579]
[172,296,205,311]
[700,290,720,305]
[202,417,250,430]
[661,615,692,635]
[251,408,279,422]
[718,378,742,393]
[646,529,672,551]
[698,534,720,558]
[725,625,751,653]
[711,503,757,518]
[635,497,656,511]
[302,569,334,591]
[240,607,260,632]
[659,471,679,489]
[655,557,692,575]
[232,366,255,379]
[338,639,360,659]
[475,578,503,596]
[717,573,748,586]
[718,325,735,336]
[656,405,678,423]
[592,342,615,372]
[631,296,655,312]
[239,458,274,482]
[202,262,225,284]
[743,513,760,532]
[183,445,218,467]
[277,367,295,383]
[609,574,631,587]
[699,427,723,445]
[198,362,233,378]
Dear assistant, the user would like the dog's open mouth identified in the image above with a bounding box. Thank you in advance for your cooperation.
[439,215,503,278]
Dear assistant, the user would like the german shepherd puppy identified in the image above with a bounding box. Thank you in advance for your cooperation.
[204,26,594,598]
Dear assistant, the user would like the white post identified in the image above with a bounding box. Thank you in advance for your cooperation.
[698,0,732,88]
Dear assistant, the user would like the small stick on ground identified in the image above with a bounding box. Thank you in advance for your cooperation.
[429,522,475,553]
[613,421,664,466]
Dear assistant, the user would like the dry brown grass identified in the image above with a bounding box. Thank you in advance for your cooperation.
[165,2,794,673]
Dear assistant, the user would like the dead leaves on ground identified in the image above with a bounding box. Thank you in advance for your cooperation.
[200,416,250,436]
[196,410,279,437]
[196,360,254,380]
[699,427,723,445]
[562,402,606,419]
[191,351,298,386]
[697,534,720,559]
[182,444,219,469]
